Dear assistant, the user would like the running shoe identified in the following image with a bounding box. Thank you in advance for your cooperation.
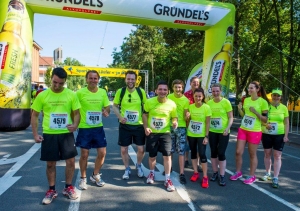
[136,164,144,178]
[147,172,155,184]
[260,173,272,181]
[42,189,58,205]
[243,175,256,185]
[272,178,279,188]
[210,172,219,181]
[190,172,200,182]
[230,171,242,181]
[201,176,209,188]
[62,185,78,200]
[179,174,187,184]
[219,175,226,186]
[90,173,105,187]
[78,178,87,190]
[184,161,189,168]
[122,167,131,180]
[164,179,175,192]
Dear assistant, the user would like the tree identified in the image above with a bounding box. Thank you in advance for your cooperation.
[44,66,52,88]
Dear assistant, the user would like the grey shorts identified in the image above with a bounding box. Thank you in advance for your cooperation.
[170,127,187,155]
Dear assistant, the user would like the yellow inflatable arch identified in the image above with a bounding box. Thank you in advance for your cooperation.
[0,0,235,131]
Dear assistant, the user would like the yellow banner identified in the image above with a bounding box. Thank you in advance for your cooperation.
[64,66,139,77]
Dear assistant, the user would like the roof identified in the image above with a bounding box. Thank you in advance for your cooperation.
[39,56,54,66]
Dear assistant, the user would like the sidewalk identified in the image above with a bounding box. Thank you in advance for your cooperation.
[232,118,300,147]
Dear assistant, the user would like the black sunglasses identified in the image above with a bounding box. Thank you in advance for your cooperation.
[128,94,131,102]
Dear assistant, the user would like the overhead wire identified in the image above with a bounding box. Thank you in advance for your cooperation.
[96,22,108,66]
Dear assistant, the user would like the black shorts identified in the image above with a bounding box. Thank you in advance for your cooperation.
[41,133,78,161]
[118,124,145,146]
[146,133,172,157]
[262,134,285,151]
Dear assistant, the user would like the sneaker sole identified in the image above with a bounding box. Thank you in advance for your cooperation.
[90,177,105,187]
[42,193,58,205]
[243,180,255,185]
[230,175,242,181]
[62,192,78,200]
[78,186,88,190]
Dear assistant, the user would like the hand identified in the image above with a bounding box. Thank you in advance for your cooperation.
[119,117,127,124]
[203,137,208,145]
[238,102,243,110]
[266,123,272,130]
[66,124,78,133]
[223,129,229,136]
[102,109,109,117]
[283,136,289,142]
[172,121,178,129]
[185,112,190,119]
[145,127,152,136]
[249,106,257,115]
[34,134,44,143]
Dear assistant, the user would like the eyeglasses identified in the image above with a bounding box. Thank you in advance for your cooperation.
[128,94,131,103]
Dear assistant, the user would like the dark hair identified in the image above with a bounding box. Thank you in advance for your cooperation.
[190,76,199,84]
[51,67,67,79]
[34,84,38,89]
[86,70,100,79]
[250,81,270,104]
[193,88,205,103]
[156,80,168,89]
[39,85,43,88]
[125,70,137,79]
[211,83,222,90]
[172,79,185,88]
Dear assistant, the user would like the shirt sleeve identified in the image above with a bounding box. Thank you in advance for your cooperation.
[113,89,121,105]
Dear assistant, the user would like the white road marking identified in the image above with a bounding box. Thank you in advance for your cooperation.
[68,170,82,211]
[0,143,41,196]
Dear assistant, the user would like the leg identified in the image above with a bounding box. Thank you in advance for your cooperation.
[65,157,76,184]
[94,147,106,174]
[273,150,282,178]
[235,140,246,172]
[136,145,145,165]
[179,155,185,175]
[248,143,259,176]
[263,148,272,174]
[163,156,172,175]
[149,156,156,170]
[79,148,89,178]
[121,146,130,168]
[46,161,57,186]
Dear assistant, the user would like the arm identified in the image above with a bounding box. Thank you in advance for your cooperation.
[31,110,43,143]
[203,116,210,145]
[249,107,268,124]
[171,117,178,129]
[283,117,289,142]
[67,109,80,132]
[112,103,127,124]
[102,105,110,117]
[237,102,244,117]
[142,113,152,136]
[224,111,233,136]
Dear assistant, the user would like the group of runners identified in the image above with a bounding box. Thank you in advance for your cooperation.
[31,67,289,205]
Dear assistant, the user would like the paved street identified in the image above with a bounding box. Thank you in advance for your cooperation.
[0,112,300,211]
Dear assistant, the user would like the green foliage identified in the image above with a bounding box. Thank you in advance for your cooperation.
[44,66,52,88]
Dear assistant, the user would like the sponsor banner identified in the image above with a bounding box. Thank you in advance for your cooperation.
[26,0,230,28]
[64,66,139,77]
[184,62,202,92]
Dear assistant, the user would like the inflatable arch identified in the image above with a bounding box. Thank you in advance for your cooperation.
[0,0,235,131]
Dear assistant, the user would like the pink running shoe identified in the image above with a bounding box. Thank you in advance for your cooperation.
[243,175,256,185]
[230,171,242,181]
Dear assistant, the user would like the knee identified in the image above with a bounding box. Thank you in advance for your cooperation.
[273,152,282,160]
[121,147,128,155]
[200,155,207,163]
[66,158,75,166]
[46,162,56,169]
[218,154,226,161]
[235,150,243,157]
[137,147,145,154]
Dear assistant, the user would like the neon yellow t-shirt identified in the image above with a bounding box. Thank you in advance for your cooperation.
[76,87,110,128]
[262,104,289,135]
[113,88,147,125]
[187,103,212,137]
[31,88,81,134]
[168,93,189,127]
[240,97,269,132]
[207,98,232,133]
[144,97,177,133]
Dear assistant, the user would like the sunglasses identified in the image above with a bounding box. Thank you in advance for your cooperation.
[128,94,131,103]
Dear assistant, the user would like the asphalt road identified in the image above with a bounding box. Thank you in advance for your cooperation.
[0,112,300,211]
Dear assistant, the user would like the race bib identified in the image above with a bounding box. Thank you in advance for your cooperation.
[50,113,68,129]
[86,111,102,125]
[151,117,167,131]
[265,122,278,135]
[210,118,222,129]
[241,115,256,129]
[188,120,203,134]
[125,110,139,124]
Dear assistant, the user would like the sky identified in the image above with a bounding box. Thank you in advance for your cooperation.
[33,14,136,67]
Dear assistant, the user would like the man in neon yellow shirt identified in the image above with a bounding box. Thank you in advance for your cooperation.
[168,79,189,184]
[112,71,147,180]
[76,70,110,190]
[143,80,178,192]
[31,67,81,205]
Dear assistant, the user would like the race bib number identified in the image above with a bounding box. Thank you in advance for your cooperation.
[86,111,102,125]
[151,117,167,131]
[241,115,256,129]
[210,118,222,129]
[265,122,278,135]
[50,113,68,129]
[188,120,203,134]
[125,110,139,124]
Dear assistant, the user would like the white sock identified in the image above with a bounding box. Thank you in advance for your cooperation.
[165,174,170,181]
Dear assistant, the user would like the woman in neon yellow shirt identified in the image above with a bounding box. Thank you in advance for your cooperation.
[261,88,289,188]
